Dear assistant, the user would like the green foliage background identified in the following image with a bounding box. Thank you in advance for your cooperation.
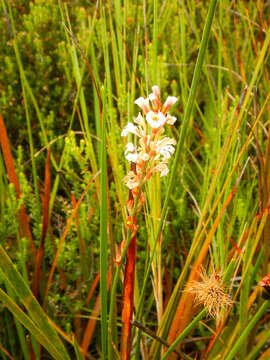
[0,0,270,359]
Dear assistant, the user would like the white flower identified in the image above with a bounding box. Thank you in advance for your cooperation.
[138,152,150,162]
[146,110,166,129]
[125,142,135,154]
[121,123,139,137]
[160,145,175,159]
[134,112,145,126]
[156,137,176,159]
[134,97,146,107]
[153,162,169,177]
[125,153,138,163]
[124,171,140,189]
[163,96,178,112]
[124,142,138,163]
[164,96,178,107]
[166,114,177,125]
[124,142,150,164]
[134,97,150,114]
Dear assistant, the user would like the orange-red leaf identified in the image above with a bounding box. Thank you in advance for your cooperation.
[0,112,35,256]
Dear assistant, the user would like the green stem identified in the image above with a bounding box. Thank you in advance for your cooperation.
[161,309,207,360]
[225,301,270,360]
[100,91,108,358]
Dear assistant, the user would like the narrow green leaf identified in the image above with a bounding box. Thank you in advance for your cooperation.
[225,301,270,360]
[100,88,108,357]
[0,246,70,360]
[161,309,207,360]
[0,289,67,360]
[73,335,84,360]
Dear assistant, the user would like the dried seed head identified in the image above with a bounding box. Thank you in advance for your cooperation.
[259,272,270,299]
[186,268,232,324]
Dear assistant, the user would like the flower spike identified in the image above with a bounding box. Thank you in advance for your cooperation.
[122,86,178,187]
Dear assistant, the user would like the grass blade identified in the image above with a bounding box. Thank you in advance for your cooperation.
[100,87,108,359]
[0,288,67,360]
[161,309,207,360]
[225,301,270,360]
[0,246,70,360]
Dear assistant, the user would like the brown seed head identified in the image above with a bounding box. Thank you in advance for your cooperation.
[186,268,232,324]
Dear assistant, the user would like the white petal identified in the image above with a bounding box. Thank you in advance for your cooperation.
[124,171,140,189]
[154,163,169,177]
[157,137,176,147]
[149,93,156,102]
[125,142,135,154]
[134,97,145,107]
[121,129,128,137]
[155,137,176,159]
[126,123,138,134]
[125,153,138,162]
[134,97,150,114]
[134,112,145,126]
[160,150,168,158]
[166,114,177,125]
[146,110,166,128]
[164,96,178,108]
[152,85,160,96]
[160,166,169,177]
[121,122,139,137]
[139,152,150,161]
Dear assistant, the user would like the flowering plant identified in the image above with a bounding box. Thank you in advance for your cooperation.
[121,86,178,191]
[120,86,178,359]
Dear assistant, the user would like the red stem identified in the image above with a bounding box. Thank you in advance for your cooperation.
[121,232,137,360]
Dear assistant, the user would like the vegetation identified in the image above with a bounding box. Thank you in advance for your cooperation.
[0,0,270,359]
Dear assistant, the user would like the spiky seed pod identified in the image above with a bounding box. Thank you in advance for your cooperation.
[186,268,232,324]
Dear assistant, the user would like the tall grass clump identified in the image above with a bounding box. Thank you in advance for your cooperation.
[0,0,270,359]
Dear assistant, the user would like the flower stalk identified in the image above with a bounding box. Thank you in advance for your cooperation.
[120,86,178,359]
